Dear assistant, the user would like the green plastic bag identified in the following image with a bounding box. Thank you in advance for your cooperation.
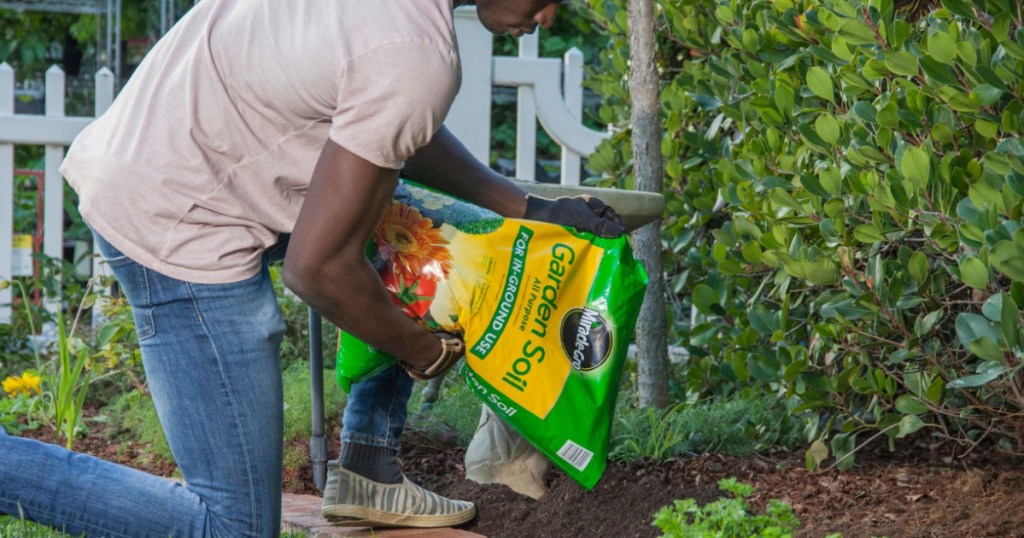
[337,181,647,488]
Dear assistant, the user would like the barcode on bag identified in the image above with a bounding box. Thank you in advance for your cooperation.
[557,440,593,471]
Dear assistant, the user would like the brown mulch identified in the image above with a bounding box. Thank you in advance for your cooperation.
[15,416,1024,538]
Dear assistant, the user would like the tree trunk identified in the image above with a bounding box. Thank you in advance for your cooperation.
[628,0,669,408]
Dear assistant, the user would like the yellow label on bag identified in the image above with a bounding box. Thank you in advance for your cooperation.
[438,221,601,419]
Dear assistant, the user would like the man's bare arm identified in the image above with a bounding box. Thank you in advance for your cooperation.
[402,126,624,238]
[283,140,440,368]
[400,125,528,218]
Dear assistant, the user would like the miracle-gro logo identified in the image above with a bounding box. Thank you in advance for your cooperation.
[560,308,611,371]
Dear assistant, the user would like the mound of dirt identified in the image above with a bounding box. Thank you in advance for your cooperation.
[399,433,1024,538]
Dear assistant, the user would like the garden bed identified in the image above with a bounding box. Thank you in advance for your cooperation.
[19,415,1024,538]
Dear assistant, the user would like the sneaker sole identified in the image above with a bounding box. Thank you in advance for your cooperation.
[322,503,476,528]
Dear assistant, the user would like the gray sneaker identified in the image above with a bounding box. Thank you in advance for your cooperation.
[321,461,476,528]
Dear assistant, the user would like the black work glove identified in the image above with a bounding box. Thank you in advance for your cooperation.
[523,194,625,238]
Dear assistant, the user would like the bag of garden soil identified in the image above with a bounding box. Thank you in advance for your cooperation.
[336,181,647,488]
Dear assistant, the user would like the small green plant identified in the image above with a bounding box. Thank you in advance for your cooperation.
[51,310,92,450]
[653,478,799,538]
[1,371,48,434]
[3,250,146,444]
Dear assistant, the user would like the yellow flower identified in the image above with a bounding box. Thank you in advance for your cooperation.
[2,371,42,397]
[374,202,453,282]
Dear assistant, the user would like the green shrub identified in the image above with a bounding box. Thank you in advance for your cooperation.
[583,0,1024,466]
[653,478,799,538]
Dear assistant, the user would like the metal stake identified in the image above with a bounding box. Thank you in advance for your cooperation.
[308,307,327,492]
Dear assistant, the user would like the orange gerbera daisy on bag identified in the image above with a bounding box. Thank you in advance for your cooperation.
[373,201,453,282]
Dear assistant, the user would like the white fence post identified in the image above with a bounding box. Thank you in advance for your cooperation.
[44,65,66,323]
[92,68,115,326]
[560,48,584,186]
[0,63,13,323]
[515,34,539,181]
[446,7,494,164]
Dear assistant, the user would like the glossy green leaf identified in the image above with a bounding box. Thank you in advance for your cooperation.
[839,20,878,45]
[991,240,1024,282]
[896,415,925,438]
[947,365,1008,389]
[914,310,942,337]
[971,85,1004,106]
[807,66,835,103]
[959,256,989,289]
[819,166,842,195]
[854,224,884,243]
[692,284,720,315]
[885,50,919,76]
[908,251,928,282]
[895,395,929,415]
[748,304,776,335]
[815,114,841,145]
[956,313,1001,348]
[851,101,878,124]
[900,146,930,188]
[927,31,957,64]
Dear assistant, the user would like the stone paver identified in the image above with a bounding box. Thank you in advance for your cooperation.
[281,493,485,538]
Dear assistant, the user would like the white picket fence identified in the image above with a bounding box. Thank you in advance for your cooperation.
[0,7,608,323]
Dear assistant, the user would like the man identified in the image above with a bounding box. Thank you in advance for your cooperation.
[0,0,622,535]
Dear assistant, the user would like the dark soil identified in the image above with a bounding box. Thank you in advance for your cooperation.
[17,416,1024,538]
[400,431,1024,538]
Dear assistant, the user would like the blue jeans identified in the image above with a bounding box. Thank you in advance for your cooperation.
[0,231,412,537]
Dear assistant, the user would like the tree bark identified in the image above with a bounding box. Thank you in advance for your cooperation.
[628,0,669,408]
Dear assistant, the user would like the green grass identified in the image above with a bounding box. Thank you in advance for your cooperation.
[0,515,81,538]
[406,373,483,447]
[399,368,804,464]
[610,393,804,462]
[100,389,174,466]
[282,360,346,444]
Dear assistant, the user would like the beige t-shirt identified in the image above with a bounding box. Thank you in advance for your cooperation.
[62,0,461,284]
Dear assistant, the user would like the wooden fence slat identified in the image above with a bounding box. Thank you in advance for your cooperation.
[515,33,539,181]
[0,63,13,323]
[91,67,116,326]
[43,65,66,322]
[561,48,584,186]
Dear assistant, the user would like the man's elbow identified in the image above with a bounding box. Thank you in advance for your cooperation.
[281,261,319,305]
